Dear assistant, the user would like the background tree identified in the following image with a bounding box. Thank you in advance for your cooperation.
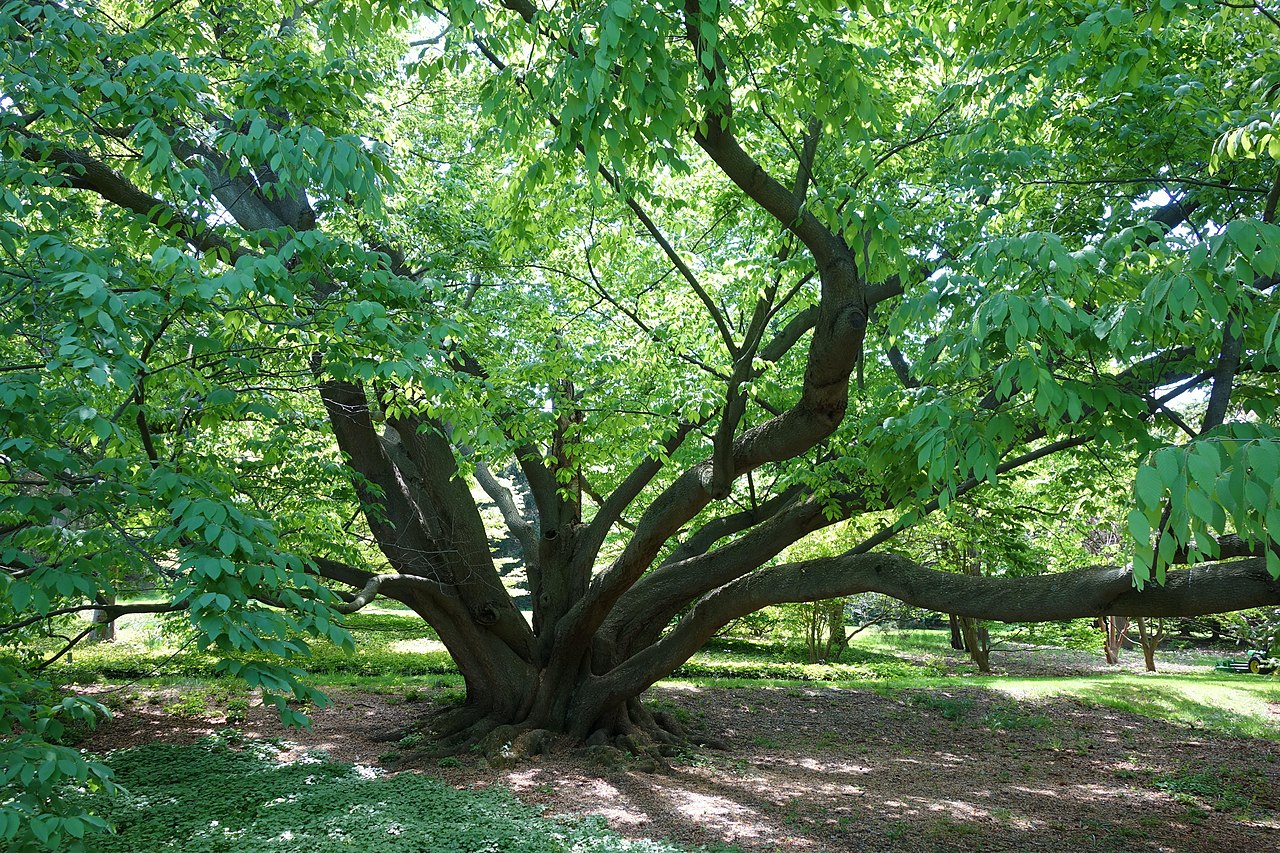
[4,12,1280,843]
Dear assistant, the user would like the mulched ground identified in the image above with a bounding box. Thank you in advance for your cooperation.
[80,650,1280,853]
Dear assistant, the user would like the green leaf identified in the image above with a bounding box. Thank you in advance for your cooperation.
[217,529,238,556]
[1134,466,1164,509]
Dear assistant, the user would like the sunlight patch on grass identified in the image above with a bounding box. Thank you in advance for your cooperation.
[981,673,1280,739]
[387,637,448,655]
[848,628,953,656]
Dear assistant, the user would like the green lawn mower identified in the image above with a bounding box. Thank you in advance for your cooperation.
[1214,650,1277,675]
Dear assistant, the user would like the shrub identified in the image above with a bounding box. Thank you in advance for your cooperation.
[164,694,208,718]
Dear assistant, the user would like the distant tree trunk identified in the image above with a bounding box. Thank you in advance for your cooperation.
[1101,616,1130,664]
[956,616,991,673]
[1135,617,1165,672]
[89,594,115,643]
[805,598,848,662]
[823,598,848,662]
[949,545,991,672]
[805,603,821,663]
[949,614,966,650]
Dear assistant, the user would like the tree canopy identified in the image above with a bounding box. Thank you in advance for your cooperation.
[3,0,1280,845]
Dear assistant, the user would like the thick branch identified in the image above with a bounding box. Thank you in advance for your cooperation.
[758,304,819,364]
[587,554,1280,709]
[20,137,245,261]
[473,458,539,564]
[311,555,377,588]
[600,489,831,657]
[682,2,845,271]
[1200,321,1243,433]
[660,484,805,567]
[709,119,824,490]
[329,573,441,614]
[0,602,185,635]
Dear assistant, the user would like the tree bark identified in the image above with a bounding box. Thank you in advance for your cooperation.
[956,616,991,673]
[1135,617,1165,672]
[88,594,115,644]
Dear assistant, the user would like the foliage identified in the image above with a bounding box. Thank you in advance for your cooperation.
[1223,607,1280,651]
[5,0,1280,842]
[993,619,1102,652]
[1132,425,1280,584]
[0,663,115,853]
[72,736,698,852]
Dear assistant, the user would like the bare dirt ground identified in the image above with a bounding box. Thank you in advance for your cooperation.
[82,650,1280,853]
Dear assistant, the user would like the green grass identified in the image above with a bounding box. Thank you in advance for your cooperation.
[75,734,709,852]
[980,672,1280,739]
[906,693,976,721]
[34,612,1280,740]
[1149,767,1253,811]
[41,611,458,690]
[678,629,951,681]
[847,627,956,656]
[44,615,956,689]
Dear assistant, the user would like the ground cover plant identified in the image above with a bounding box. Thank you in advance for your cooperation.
[74,733,711,853]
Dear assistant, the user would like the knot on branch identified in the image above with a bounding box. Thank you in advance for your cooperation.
[840,303,869,332]
[472,601,500,626]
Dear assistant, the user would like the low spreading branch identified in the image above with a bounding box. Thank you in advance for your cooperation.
[588,554,1280,711]
[0,602,186,635]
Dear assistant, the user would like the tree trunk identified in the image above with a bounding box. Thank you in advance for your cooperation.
[956,616,991,673]
[89,594,115,643]
[949,614,966,650]
[1135,617,1165,672]
[824,598,849,663]
[1102,616,1130,665]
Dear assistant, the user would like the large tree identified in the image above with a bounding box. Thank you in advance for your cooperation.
[3,0,1280,778]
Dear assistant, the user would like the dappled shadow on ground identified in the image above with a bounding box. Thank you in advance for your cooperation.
[534,686,1278,852]
[84,684,1280,853]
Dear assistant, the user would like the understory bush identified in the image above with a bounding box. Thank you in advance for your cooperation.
[0,663,116,853]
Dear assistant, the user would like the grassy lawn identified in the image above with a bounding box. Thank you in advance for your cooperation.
[983,673,1280,739]
[37,611,1280,738]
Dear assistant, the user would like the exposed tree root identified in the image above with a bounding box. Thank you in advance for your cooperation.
[411,696,722,770]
